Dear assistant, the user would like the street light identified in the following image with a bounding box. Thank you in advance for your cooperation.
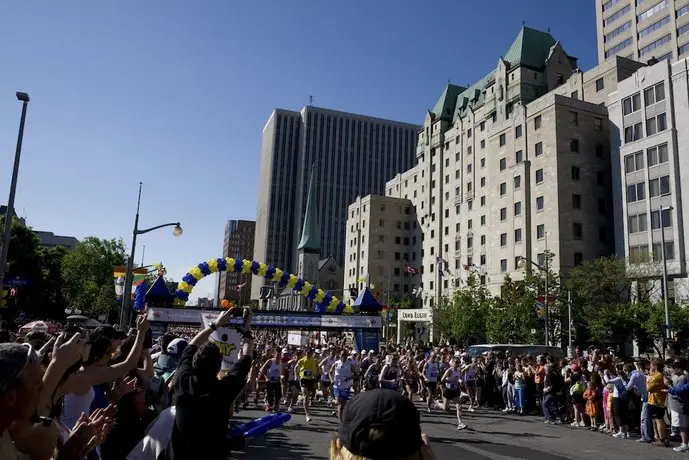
[517,247,550,347]
[659,205,673,343]
[0,92,30,326]
[118,182,183,327]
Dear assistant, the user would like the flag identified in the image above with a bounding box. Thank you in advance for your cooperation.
[403,261,417,274]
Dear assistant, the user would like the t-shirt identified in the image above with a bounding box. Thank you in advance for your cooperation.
[647,371,667,407]
[167,344,252,460]
[298,357,318,380]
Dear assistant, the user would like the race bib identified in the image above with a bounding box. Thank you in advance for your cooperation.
[446,383,458,390]
[270,375,280,382]
[430,371,438,378]
[304,370,312,377]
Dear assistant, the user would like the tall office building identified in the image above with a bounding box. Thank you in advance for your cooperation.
[595,0,689,64]
[217,219,255,305]
[252,106,419,299]
[608,57,689,302]
[346,27,645,306]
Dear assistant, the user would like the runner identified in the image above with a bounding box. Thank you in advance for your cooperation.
[259,348,284,412]
[462,355,478,412]
[284,348,299,413]
[330,348,356,420]
[319,349,336,405]
[364,354,383,390]
[379,353,402,390]
[403,358,420,401]
[438,357,468,430]
[295,348,318,422]
[421,353,440,412]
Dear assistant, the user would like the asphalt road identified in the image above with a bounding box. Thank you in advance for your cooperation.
[231,399,685,460]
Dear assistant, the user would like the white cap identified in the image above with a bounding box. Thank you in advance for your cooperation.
[315,349,321,354]
[361,350,366,355]
[167,338,188,356]
[454,351,462,358]
[281,348,288,354]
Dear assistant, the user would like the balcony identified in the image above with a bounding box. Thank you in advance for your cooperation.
[453,195,463,206]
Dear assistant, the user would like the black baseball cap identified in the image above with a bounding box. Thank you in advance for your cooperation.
[338,389,423,459]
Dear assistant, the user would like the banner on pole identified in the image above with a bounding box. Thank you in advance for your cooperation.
[200,311,242,370]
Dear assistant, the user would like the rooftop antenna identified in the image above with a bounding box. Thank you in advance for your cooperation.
[522,20,525,26]
[309,95,314,106]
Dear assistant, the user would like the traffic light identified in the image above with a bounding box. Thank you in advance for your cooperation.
[1,288,15,308]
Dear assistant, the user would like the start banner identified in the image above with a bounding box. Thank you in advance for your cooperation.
[200,311,242,370]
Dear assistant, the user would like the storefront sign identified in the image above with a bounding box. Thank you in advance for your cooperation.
[398,309,432,322]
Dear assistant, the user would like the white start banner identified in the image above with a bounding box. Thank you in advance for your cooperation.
[200,311,242,370]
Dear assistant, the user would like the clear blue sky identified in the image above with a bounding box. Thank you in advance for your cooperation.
[0,1,597,302]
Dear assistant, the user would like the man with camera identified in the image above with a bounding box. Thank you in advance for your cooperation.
[166,307,254,460]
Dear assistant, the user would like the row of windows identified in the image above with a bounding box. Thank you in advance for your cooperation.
[638,0,669,23]
[624,113,667,143]
[606,20,631,42]
[626,175,671,202]
[629,241,675,263]
[640,34,671,57]
[604,4,631,27]
[628,208,672,234]
[638,15,669,39]
[605,37,633,58]
[624,142,669,173]
[622,82,665,115]
[602,0,623,12]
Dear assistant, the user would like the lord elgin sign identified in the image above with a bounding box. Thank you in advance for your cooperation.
[399,309,432,322]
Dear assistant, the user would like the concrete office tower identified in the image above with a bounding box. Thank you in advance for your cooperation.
[217,219,255,306]
[608,58,689,302]
[595,0,689,64]
[352,26,645,307]
[344,195,421,301]
[252,106,419,300]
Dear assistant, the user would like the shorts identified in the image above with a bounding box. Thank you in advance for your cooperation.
[465,380,476,388]
[426,381,438,393]
[443,388,460,400]
[571,393,585,405]
[671,410,689,428]
[300,379,315,391]
[320,380,331,388]
[334,388,350,400]
[648,404,667,420]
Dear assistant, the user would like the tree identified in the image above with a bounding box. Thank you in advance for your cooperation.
[61,237,126,316]
[487,276,541,344]
[432,274,489,345]
[0,216,42,319]
[35,246,69,318]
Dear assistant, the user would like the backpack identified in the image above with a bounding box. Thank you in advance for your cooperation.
[147,369,175,413]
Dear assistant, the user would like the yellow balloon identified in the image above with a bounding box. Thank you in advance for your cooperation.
[300,282,312,296]
[315,289,326,303]
[287,274,298,289]
[241,259,252,274]
[329,297,339,309]
[343,304,355,314]
[178,281,192,294]
[258,263,268,277]
[173,298,187,307]
[226,257,236,271]
[207,259,219,273]
[271,268,283,283]
[189,267,203,280]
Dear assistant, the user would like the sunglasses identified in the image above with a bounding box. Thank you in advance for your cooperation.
[0,343,36,395]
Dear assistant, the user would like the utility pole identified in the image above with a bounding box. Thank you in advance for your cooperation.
[567,290,573,358]
[544,233,549,347]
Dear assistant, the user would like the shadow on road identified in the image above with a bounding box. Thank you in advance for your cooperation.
[433,436,571,460]
[234,431,325,460]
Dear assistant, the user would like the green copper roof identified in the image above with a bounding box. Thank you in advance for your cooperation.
[431,84,466,121]
[503,26,558,70]
[297,166,320,252]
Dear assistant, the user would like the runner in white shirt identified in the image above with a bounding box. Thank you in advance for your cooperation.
[319,350,336,405]
[437,357,467,430]
[259,348,284,412]
[329,349,356,421]
[421,353,440,413]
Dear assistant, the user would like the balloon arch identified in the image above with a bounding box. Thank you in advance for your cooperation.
[173,257,350,314]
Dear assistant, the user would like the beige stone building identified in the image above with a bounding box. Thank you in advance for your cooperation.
[346,27,646,308]
[595,0,689,64]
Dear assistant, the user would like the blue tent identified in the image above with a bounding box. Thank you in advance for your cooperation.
[145,276,174,308]
[353,287,383,313]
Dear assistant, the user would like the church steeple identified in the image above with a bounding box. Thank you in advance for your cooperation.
[297,165,320,253]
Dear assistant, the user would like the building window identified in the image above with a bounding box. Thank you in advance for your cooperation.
[480,158,485,168]
[652,242,675,262]
[500,207,507,221]
[570,111,578,125]
[499,182,507,195]
[536,196,544,211]
[628,213,648,234]
[515,125,523,138]
[499,133,506,146]
[499,158,507,171]
[595,77,604,92]
[537,224,545,239]
[514,175,521,189]
[626,182,645,202]
[573,194,581,209]
[624,122,643,142]
[574,252,584,266]
[639,34,671,58]
[480,235,485,245]
[571,90,579,100]
[480,139,485,149]
[535,169,544,184]
[500,233,507,247]
[500,259,507,272]
[515,150,523,163]
[573,222,583,239]
[515,228,522,242]
[594,118,603,131]
[514,201,522,216]
[647,143,669,166]
[651,208,672,229]
[598,198,606,214]
[649,175,670,197]
[639,15,670,39]
[604,4,630,27]
[624,151,644,173]
[622,93,641,115]
[467,128,472,138]
[629,244,650,263]
[480,215,486,226]
[645,113,667,136]
[570,139,579,152]
[480,196,486,206]
[535,142,543,157]
[605,37,632,58]
[534,115,542,130]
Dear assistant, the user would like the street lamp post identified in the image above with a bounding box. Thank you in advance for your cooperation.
[118,182,183,327]
[518,247,550,347]
[659,205,673,341]
[0,93,30,326]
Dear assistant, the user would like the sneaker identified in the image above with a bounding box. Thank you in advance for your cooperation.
[468,407,475,413]
[636,438,650,443]
[578,421,586,427]
[570,421,579,427]
[457,423,467,430]
[427,408,431,413]
[613,431,625,438]
[502,408,510,413]
[673,444,689,452]
[305,415,311,423]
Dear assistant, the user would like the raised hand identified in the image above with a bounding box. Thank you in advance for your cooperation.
[52,332,85,367]
[136,314,150,333]
[215,307,235,327]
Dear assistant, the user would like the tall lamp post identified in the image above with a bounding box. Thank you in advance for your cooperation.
[518,248,551,347]
[0,92,30,326]
[659,205,673,342]
[119,182,183,327]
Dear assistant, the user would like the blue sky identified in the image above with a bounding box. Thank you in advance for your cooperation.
[0,1,597,302]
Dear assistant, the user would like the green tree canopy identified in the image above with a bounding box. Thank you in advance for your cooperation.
[432,274,489,345]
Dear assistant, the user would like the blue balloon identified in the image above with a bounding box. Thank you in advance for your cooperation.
[234,258,243,273]
[293,278,305,293]
[243,413,291,438]
[198,262,211,276]
[177,292,189,301]
[182,274,197,286]
[265,265,276,280]
[322,293,333,306]
[250,261,260,274]
[335,301,345,314]
[278,271,290,286]
[217,258,227,272]
[314,303,326,313]
[306,285,318,300]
